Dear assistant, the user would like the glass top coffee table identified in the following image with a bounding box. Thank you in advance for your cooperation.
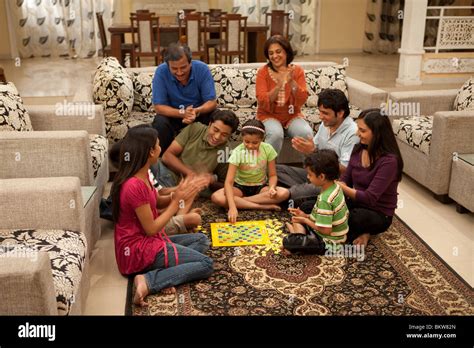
[456,153,474,166]
[81,186,97,207]
[449,154,473,213]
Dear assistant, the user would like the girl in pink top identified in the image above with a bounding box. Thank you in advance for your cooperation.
[111,125,213,307]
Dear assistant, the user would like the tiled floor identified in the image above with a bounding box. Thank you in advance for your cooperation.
[1,53,472,315]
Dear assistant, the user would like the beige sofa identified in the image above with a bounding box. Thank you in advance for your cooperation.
[0,104,108,248]
[390,82,474,202]
[74,57,387,165]
[0,177,91,315]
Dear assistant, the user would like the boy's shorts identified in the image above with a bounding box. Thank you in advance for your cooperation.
[164,215,187,235]
[282,226,326,255]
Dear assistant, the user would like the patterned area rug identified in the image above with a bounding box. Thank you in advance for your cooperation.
[126,198,473,316]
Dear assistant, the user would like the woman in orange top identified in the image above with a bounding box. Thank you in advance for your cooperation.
[256,35,313,154]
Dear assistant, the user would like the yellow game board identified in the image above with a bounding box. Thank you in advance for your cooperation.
[211,220,270,247]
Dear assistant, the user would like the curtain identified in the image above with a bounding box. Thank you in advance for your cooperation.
[7,0,116,59]
[363,0,404,54]
[232,0,319,56]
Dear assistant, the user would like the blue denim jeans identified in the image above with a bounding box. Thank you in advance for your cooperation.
[150,160,179,188]
[143,233,213,294]
[262,117,314,154]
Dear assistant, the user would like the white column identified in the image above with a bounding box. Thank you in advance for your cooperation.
[396,0,428,86]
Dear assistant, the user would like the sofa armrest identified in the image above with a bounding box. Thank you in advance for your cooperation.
[346,77,387,110]
[430,110,474,163]
[0,177,85,232]
[27,105,105,136]
[389,89,458,116]
[0,252,58,315]
[0,130,94,185]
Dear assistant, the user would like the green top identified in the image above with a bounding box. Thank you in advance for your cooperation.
[310,183,349,251]
[228,142,277,186]
[172,123,228,181]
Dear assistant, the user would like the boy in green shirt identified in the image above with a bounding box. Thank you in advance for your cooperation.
[283,149,349,255]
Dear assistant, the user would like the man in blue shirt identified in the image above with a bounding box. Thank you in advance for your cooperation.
[152,43,218,152]
[277,89,359,206]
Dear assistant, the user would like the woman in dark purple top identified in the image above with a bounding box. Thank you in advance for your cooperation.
[338,108,404,247]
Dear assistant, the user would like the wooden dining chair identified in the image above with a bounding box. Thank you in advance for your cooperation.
[178,13,208,63]
[205,9,226,23]
[215,14,247,64]
[265,10,290,39]
[130,12,162,67]
[96,12,133,65]
[204,9,227,63]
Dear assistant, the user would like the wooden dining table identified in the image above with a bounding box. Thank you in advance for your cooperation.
[108,22,269,66]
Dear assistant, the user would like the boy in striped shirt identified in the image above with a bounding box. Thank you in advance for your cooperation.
[283,149,349,255]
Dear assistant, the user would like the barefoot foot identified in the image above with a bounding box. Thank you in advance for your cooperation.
[133,275,149,307]
[353,233,370,247]
[161,287,176,295]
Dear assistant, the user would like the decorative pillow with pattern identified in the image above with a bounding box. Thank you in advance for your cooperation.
[453,77,474,111]
[130,71,154,112]
[93,57,134,144]
[211,66,257,109]
[304,65,349,107]
[89,134,108,179]
[392,116,433,155]
[0,82,33,132]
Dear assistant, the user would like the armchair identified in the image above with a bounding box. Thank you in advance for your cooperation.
[0,177,90,315]
[389,85,474,201]
[0,99,108,249]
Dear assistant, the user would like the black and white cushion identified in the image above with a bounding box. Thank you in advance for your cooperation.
[392,116,433,155]
[0,82,33,132]
[453,77,474,111]
[304,65,349,107]
[89,134,108,179]
[93,57,134,145]
[0,229,87,315]
[130,71,154,113]
[211,66,257,109]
